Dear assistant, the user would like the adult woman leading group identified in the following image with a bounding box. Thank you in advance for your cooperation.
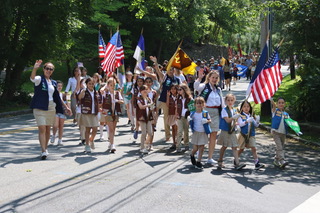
[30,60,71,160]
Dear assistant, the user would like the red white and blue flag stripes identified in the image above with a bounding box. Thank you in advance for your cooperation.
[101,31,124,76]
[98,31,106,58]
[249,45,282,104]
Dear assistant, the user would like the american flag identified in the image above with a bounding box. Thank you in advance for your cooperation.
[98,31,106,58]
[101,31,124,76]
[251,48,282,104]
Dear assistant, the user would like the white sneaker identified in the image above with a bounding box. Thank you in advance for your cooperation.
[57,139,63,146]
[111,144,116,152]
[50,135,55,144]
[140,149,148,154]
[100,137,104,142]
[41,152,47,160]
[207,158,217,165]
[90,141,95,150]
[85,145,91,153]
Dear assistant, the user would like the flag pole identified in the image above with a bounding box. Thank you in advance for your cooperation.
[98,25,101,67]
[141,28,144,35]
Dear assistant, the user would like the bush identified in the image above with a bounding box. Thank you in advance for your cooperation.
[293,55,320,122]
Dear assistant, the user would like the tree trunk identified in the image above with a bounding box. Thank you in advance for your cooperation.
[1,41,34,101]
[157,39,163,63]
[290,54,296,80]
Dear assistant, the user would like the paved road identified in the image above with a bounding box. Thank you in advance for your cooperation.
[1,66,319,213]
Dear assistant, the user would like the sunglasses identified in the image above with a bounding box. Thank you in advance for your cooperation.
[45,67,54,71]
[178,88,183,91]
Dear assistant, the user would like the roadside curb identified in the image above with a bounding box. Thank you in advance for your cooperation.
[0,109,32,118]
[258,123,320,148]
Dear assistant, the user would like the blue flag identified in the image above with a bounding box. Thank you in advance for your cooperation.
[236,64,248,78]
[133,35,145,70]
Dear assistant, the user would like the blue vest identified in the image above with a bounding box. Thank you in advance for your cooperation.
[158,75,180,102]
[189,110,212,134]
[271,108,289,134]
[30,75,63,114]
[219,107,235,131]
[239,112,256,136]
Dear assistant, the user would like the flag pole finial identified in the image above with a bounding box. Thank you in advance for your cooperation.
[98,25,101,29]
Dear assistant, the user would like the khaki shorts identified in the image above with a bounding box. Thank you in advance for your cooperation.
[33,101,56,126]
[238,134,256,149]
[217,130,238,147]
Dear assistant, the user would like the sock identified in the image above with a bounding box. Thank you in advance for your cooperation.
[99,125,104,138]
[254,158,259,164]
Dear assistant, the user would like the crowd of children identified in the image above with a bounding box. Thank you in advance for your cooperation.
[43,57,291,171]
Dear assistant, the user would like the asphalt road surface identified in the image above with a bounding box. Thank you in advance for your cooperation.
[1,66,319,213]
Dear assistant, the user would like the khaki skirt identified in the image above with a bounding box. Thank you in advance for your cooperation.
[100,114,119,123]
[238,134,256,149]
[33,101,56,126]
[167,115,177,126]
[217,130,238,147]
[191,131,208,145]
[79,114,99,127]
[205,107,220,132]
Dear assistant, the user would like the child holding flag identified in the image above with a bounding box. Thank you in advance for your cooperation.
[270,97,290,168]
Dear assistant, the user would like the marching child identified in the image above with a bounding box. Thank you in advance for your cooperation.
[78,77,100,153]
[101,78,124,153]
[136,85,154,154]
[75,78,87,145]
[123,71,134,129]
[237,100,264,169]
[217,93,245,170]
[132,76,145,139]
[189,97,211,169]
[51,80,71,146]
[166,84,179,150]
[270,97,290,168]
[145,77,158,150]
[176,83,193,152]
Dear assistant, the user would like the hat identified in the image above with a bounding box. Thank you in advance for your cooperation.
[126,71,133,75]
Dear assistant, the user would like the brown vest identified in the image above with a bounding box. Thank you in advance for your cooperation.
[168,95,177,115]
[132,87,140,108]
[176,96,191,119]
[136,97,153,122]
[102,91,122,116]
[81,89,99,115]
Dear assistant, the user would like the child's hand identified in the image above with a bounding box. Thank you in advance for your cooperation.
[255,115,260,123]
[201,118,209,124]
[247,117,254,123]
[187,116,192,122]
[232,114,241,119]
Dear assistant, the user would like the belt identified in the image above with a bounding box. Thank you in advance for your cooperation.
[206,106,219,108]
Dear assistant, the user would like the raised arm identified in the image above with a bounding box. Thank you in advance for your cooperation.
[30,60,42,80]
[150,56,164,82]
